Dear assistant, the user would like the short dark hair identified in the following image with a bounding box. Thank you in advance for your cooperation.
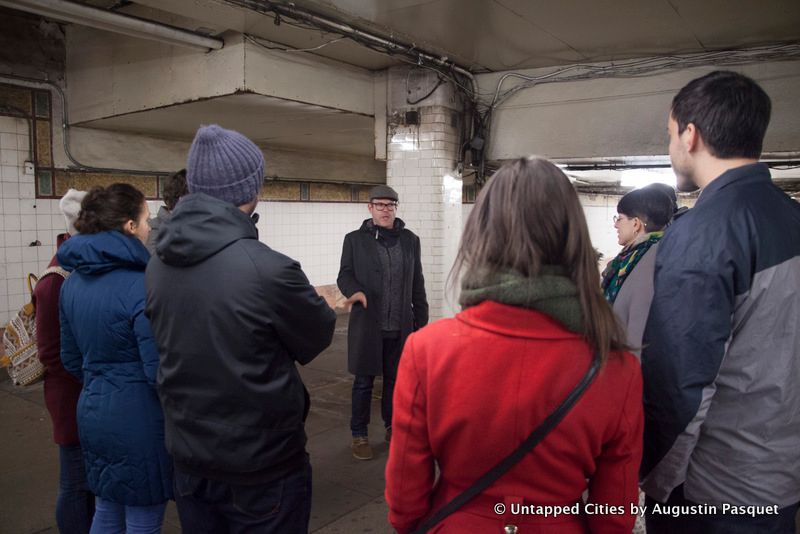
[163,169,188,211]
[671,70,771,159]
[643,182,678,214]
[617,187,674,232]
[75,183,145,234]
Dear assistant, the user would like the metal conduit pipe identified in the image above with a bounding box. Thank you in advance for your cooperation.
[0,73,174,176]
[0,0,223,51]
[231,0,477,96]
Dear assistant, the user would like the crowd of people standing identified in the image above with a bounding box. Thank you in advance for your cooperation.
[27,69,800,534]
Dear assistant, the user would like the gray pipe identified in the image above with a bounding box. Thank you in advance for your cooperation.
[0,0,223,51]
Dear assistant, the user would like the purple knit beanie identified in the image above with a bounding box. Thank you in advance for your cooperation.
[186,125,265,206]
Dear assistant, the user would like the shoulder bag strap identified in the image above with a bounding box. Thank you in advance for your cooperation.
[26,273,39,296]
[28,266,69,294]
[411,352,602,534]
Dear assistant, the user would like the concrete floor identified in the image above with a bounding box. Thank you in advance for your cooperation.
[0,314,395,534]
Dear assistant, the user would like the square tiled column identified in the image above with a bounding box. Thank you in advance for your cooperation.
[387,106,462,320]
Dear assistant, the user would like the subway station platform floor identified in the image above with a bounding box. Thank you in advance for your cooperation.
[0,314,395,534]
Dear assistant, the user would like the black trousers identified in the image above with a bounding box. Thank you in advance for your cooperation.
[350,334,403,437]
[645,485,799,534]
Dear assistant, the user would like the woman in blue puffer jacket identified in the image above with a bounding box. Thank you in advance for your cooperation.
[58,183,172,534]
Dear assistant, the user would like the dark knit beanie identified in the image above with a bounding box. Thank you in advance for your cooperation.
[186,125,265,206]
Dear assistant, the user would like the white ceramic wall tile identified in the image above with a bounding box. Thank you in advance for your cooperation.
[1,182,19,197]
[20,183,35,198]
[0,132,17,150]
[20,214,36,231]
[0,116,40,324]
[1,165,18,182]
[21,247,38,263]
[6,246,23,263]
[20,199,36,214]
[0,110,627,325]
[254,201,367,287]
[36,213,52,230]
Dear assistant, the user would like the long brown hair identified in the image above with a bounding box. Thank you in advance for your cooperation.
[450,157,627,364]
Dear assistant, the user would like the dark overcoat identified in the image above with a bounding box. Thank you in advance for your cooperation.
[337,218,428,375]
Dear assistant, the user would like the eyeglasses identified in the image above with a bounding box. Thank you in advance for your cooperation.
[613,215,632,224]
[371,201,398,211]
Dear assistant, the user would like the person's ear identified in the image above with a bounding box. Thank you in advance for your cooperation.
[683,122,700,153]
[122,219,137,236]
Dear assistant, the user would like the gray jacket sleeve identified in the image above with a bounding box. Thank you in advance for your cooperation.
[640,229,734,499]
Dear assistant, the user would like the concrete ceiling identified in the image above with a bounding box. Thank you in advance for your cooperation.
[60,0,800,160]
[111,0,800,72]
[306,0,800,71]
[77,92,376,156]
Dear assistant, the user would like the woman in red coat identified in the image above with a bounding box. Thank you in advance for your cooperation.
[385,157,643,533]
[33,189,94,534]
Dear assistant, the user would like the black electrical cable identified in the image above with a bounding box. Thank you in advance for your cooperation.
[407,72,445,105]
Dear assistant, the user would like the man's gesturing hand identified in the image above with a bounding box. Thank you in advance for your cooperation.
[346,291,368,310]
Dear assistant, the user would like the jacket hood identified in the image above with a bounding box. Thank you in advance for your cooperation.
[156,192,258,266]
[57,231,149,275]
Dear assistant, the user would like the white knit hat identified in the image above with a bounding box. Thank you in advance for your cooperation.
[59,188,87,235]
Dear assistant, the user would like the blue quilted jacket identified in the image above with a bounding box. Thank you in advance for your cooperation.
[58,231,173,506]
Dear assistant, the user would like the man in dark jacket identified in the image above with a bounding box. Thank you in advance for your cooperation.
[145,168,187,255]
[641,71,800,533]
[145,125,336,533]
[337,185,428,460]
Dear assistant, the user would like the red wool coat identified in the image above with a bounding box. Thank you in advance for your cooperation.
[32,234,82,445]
[385,301,643,534]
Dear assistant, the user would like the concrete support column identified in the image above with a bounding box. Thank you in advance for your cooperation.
[386,67,464,320]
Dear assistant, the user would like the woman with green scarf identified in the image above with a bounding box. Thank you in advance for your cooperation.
[601,186,675,355]
[386,157,643,534]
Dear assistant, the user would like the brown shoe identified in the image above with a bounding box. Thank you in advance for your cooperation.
[352,437,373,460]
[385,426,392,443]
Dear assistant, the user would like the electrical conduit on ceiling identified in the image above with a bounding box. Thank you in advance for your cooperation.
[0,0,223,50]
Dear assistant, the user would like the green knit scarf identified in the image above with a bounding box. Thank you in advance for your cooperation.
[601,231,663,304]
[459,266,584,333]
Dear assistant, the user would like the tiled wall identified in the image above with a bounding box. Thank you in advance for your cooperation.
[148,200,368,290]
[254,201,367,287]
[0,79,696,325]
[386,105,462,320]
[0,120,375,325]
[1,116,68,324]
[462,194,630,272]
[580,194,626,265]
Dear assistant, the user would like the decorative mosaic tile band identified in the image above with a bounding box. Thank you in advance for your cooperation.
[35,120,52,167]
[53,170,160,198]
[46,170,376,203]
[0,84,32,116]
